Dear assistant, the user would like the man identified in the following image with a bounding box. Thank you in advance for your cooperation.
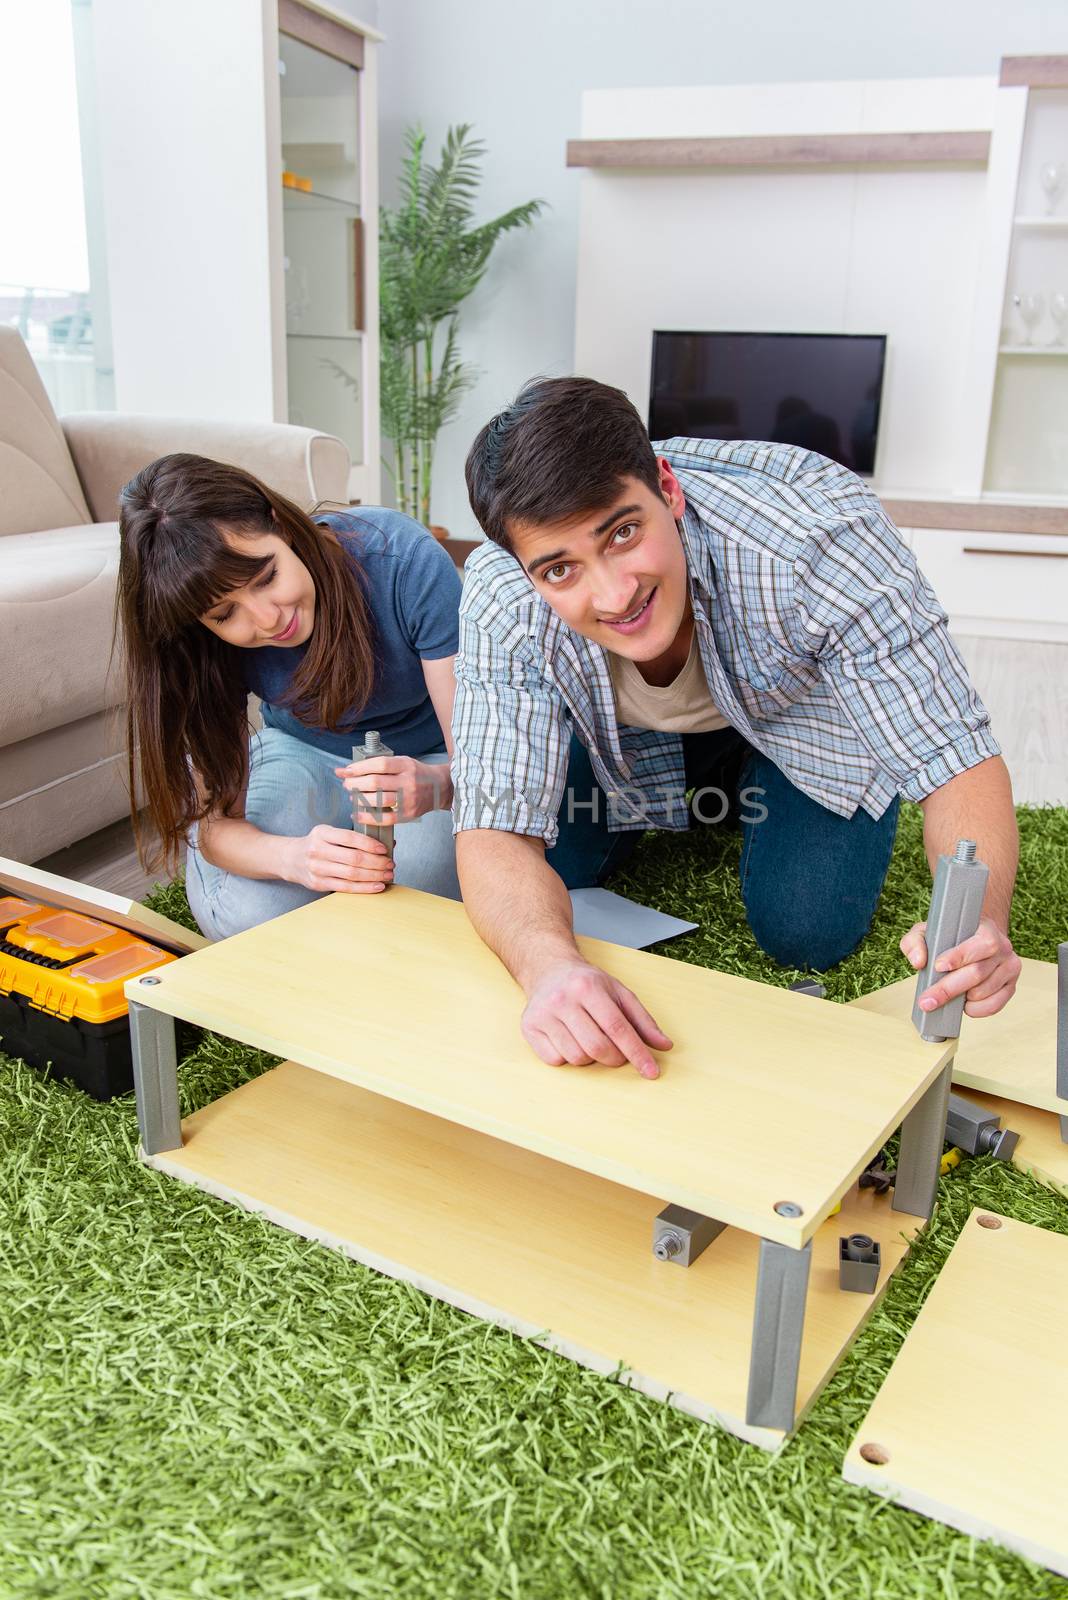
[451,377,1021,1078]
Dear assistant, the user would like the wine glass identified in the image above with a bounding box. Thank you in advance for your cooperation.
[1051,291,1068,346]
[1018,291,1045,345]
[1040,161,1065,216]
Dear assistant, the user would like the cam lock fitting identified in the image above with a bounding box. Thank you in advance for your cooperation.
[944,1091,1020,1162]
[652,1205,725,1267]
[839,1233,881,1294]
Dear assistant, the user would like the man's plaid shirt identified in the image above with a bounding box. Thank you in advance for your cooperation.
[451,437,1000,846]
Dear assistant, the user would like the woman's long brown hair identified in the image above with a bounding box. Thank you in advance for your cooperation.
[116,453,375,874]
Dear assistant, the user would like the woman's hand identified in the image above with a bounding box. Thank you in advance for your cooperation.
[281,824,394,893]
[335,754,452,824]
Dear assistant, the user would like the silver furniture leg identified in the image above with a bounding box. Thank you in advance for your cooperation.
[892,1061,952,1219]
[745,1237,812,1431]
[1058,943,1067,1145]
[912,839,988,1043]
[129,998,182,1155]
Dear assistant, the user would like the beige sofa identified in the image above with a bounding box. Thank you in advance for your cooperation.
[0,326,350,863]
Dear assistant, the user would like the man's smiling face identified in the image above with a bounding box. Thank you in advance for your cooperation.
[507,458,691,664]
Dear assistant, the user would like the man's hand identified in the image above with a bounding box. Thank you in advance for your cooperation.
[900,916,1022,1020]
[521,958,673,1079]
[335,755,451,824]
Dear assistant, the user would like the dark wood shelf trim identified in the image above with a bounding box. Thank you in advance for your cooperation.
[279,0,365,69]
[444,538,480,570]
[999,56,1068,89]
[880,499,1068,537]
[566,131,991,170]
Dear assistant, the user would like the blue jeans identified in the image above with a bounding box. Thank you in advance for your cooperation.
[547,730,899,972]
[187,727,615,940]
[186,728,460,940]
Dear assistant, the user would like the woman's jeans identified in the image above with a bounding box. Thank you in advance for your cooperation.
[188,725,898,969]
[546,728,899,972]
[186,729,461,940]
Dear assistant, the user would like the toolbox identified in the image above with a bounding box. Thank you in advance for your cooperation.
[0,893,179,1099]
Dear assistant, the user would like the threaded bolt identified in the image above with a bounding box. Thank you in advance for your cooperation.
[954,839,977,864]
[365,730,383,754]
[654,1232,683,1261]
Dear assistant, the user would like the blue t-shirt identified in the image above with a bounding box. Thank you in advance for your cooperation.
[242,508,461,759]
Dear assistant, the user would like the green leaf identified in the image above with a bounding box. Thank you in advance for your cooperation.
[378,123,545,525]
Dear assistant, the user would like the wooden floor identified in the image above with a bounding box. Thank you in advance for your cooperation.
[32,635,1068,903]
[955,636,1068,809]
[36,813,166,903]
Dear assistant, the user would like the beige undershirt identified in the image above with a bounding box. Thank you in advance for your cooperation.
[608,630,729,733]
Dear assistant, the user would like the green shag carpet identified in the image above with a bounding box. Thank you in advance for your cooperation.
[2,802,1068,1600]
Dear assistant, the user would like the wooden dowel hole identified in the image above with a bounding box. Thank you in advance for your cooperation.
[860,1442,890,1466]
[977,1214,1004,1229]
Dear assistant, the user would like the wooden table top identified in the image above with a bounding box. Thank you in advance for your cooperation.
[126,888,953,1246]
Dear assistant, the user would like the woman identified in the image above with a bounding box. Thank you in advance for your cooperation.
[117,454,462,940]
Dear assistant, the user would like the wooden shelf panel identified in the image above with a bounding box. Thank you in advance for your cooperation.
[148,1060,922,1450]
[0,853,206,954]
[998,346,1068,357]
[844,1209,1068,1576]
[566,132,991,170]
[127,887,952,1248]
[850,957,1065,1118]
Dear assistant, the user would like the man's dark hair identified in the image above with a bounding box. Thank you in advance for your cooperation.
[465,376,661,549]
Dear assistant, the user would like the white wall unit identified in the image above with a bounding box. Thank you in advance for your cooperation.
[909,527,1068,641]
[982,84,1068,498]
[84,0,380,503]
[573,63,1068,640]
[574,78,996,495]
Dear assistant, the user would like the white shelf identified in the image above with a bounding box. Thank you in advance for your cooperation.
[1013,215,1068,230]
[998,344,1068,355]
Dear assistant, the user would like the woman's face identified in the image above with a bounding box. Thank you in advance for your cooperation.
[200,530,316,648]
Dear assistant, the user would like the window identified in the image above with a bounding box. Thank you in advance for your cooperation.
[0,0,113,410]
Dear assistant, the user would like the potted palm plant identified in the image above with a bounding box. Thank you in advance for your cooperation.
[379,125,544,533]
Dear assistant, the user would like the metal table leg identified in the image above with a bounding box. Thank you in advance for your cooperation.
[892,1060,952,1219]
[745,1237,812,1431]
[129,998,182,1155]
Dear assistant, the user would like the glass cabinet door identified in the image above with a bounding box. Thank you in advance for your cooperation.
[279,32,363,465]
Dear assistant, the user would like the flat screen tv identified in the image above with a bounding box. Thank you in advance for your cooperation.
[648,330,887,477]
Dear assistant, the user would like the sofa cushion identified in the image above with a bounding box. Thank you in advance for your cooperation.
[0,524,122,747]
[0,328,92,537]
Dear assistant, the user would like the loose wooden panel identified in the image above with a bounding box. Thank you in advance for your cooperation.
[565,132,991,170]
[850,958,1063,1117]
[0,855,206,954]
[127,888,952,1247]
[880,499,1068,537]
[967,1091,1068,1198]
[148,1061,922,1450]
[999,55,1068,89]
[844,1209,1068,1576]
